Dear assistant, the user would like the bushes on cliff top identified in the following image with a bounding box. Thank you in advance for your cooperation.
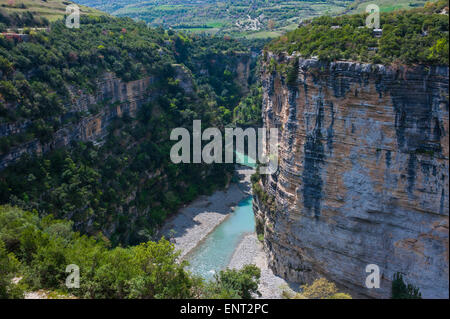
[266,0,449,65]
[0,205,261,299]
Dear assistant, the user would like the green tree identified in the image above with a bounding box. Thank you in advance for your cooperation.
[294,277,352,299]
[130,239,194,299]
[206,265,261,299]
[391,272,422,299]
[0,240,24,299]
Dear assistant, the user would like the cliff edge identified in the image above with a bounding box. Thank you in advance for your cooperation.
[255,53,449,298]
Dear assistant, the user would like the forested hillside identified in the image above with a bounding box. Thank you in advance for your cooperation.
[0,15,262,245]
[266,0,448,64]
[0,205,261,298]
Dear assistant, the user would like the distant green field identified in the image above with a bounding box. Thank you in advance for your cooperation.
[176,27,220,35]
[345,0,430,14]
[154,5,185,11]
[242,31,283,39]
[0,0,105,22]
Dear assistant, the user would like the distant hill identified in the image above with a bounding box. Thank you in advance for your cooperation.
[0,0,105,25]
[73,1,438,38]
[74,0,353,38]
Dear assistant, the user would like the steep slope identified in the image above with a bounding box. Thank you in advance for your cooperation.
[0,16,257,245]
[0,0,105,24]
[255,4,449,298]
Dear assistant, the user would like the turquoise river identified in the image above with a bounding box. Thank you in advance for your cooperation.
[186,151,256,279]
[186,196,255,279]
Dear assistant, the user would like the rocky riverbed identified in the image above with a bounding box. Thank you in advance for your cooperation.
[160,165,300,298]
[228,233,300,299]
[159,166,254,259]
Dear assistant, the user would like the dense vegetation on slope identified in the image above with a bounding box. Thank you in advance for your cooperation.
[345,0,430,14]
[0,205,261,299]
[0,16,173,149]
[0,103,232,245]
[266,0,449,65]
[0,15,256,150]
[0,15,261,245]
[232,85,262,126]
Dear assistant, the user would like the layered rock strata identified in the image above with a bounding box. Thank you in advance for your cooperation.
[256,53,449,298]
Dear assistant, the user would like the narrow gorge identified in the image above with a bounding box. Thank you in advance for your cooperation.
[1,1,449,300]
[0,18,258,245]
[254,53,449,298]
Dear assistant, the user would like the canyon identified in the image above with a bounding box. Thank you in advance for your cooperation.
[1,0,449,301]
[0,52,255,170]
[254,52,449,298]
[0,72,156,170]
[3,49,448,298]
[0,49,256,244]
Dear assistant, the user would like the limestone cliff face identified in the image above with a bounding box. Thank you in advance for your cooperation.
[1,55,251,244]
[256,53,449,298]
[0,72,157,170]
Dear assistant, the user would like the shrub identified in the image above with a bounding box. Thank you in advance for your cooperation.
[391,272,422,299]
[294,277,352,299]
[203,264,261,299]
[0,240,24,299]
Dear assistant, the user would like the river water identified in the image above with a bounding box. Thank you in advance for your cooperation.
[235,150,257,168]
[185,151,257,279]
[186,195,255,279]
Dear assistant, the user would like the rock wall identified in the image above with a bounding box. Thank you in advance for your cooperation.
[235,53,253,95]
[0,72,156,170]
[256,53,449,298]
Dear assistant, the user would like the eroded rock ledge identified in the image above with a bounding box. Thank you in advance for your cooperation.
[256,53,449,298]
[0,72,156,170]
